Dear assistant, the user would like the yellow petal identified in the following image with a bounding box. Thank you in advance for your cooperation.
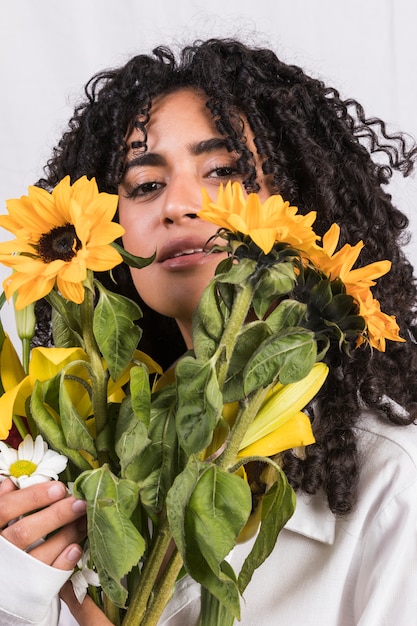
[87,222,125,246]
[0,377,33,439]
[0,240,37,255]
[241,363,328,449]
[321,223,340,256]
[8,275,56,310]
[0,335,25,390]
[56,277,85,303]
[238,410,315,457]
[28,347,88,383]
[82,245,123,271]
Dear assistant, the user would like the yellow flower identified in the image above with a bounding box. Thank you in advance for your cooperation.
[237,362,326,457]
[309,224,405,351]
[0,176,125,309]
[0,335,29,439]
[205,363,327,462]
[0,343,162,442]
[0,344,88,440]
[199,182,319,255]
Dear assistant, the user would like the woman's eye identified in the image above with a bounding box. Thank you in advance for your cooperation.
[126,181,164,199]
[210,166,239,179]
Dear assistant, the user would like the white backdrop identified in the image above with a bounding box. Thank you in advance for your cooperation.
[1,0,416,342]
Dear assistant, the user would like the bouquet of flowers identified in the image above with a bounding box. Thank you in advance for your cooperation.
[0,177,404,625]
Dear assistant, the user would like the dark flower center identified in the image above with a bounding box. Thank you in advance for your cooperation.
[38,224,82,263]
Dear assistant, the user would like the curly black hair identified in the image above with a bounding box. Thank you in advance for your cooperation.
[36,38,417,515]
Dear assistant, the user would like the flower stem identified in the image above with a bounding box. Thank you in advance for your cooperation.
[122,511,177,626]
[217,387,270,470]
[212,278,273,469]
[21,338,30,375]
[103,594,121,626]
[12,414,29,439]
[216,281,254,388]
[79,284,109,441]
[141,549,183,626]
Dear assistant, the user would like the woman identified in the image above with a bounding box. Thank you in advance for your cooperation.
[0,38,416,625]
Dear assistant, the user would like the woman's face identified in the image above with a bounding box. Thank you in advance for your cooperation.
[118,88,271,347]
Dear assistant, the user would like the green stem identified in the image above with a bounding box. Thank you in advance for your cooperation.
[103,594,121,626]
[79,282,117,622]
[21,337,30,375]
[122,512,175,626]
[141,549,183,626]
[217,386,270,470]
[216,281,254,388]
[212,278,273,470]
[79,285,109,440]
[12,414,29,439]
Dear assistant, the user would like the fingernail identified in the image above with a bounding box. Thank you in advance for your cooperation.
[67,545,82,564]
[48,482,66,499]
[72,499,87,513]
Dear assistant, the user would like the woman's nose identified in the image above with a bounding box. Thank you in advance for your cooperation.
[160,175,201,224]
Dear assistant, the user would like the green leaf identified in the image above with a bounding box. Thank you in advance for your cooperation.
[93,282,142,381]
[167,459,251,619]
[51,302,83,348]
[176,357,223,456]
[200,586,235,626]
[134,385,181,513]
[310,277,333,310]
[31,379,91,470]
[216,257,257,285]
[130,364,151,428]
[115,395,151,480]
[252,263,297,319]
[58,365,96,457]
[244,328,317,392]
[238,464,295,593]
[73,465,145,608]
[112,241,156,269]
[223,321,272,403]
[323,292,357,322]
[265,300,307,334]
[193,281,225,361]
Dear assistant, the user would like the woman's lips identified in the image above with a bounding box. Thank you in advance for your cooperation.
[157,237,217,269]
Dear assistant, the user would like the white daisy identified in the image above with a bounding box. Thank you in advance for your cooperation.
[70,548,101,603]
[0,434,68,488]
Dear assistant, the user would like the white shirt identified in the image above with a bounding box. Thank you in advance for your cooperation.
[1,410,416,625]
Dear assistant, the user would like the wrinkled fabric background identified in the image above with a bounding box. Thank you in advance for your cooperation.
[0,0,416,345]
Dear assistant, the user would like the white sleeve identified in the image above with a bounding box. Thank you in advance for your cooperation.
[354,480,417,626]
[0,535,73,625]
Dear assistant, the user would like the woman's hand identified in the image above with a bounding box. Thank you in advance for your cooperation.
[60,582,114,625]
[0,477,86,570]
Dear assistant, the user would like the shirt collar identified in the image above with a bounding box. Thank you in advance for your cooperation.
[285,491,336,545]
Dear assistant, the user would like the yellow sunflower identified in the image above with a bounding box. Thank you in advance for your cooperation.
[0,176,125,309]
[199,182,320,256]
[309,224,405,351]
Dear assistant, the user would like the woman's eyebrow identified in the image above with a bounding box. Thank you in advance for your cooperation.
[123,137,231,174]
[189,137,230,156]
[124,152,166,172]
